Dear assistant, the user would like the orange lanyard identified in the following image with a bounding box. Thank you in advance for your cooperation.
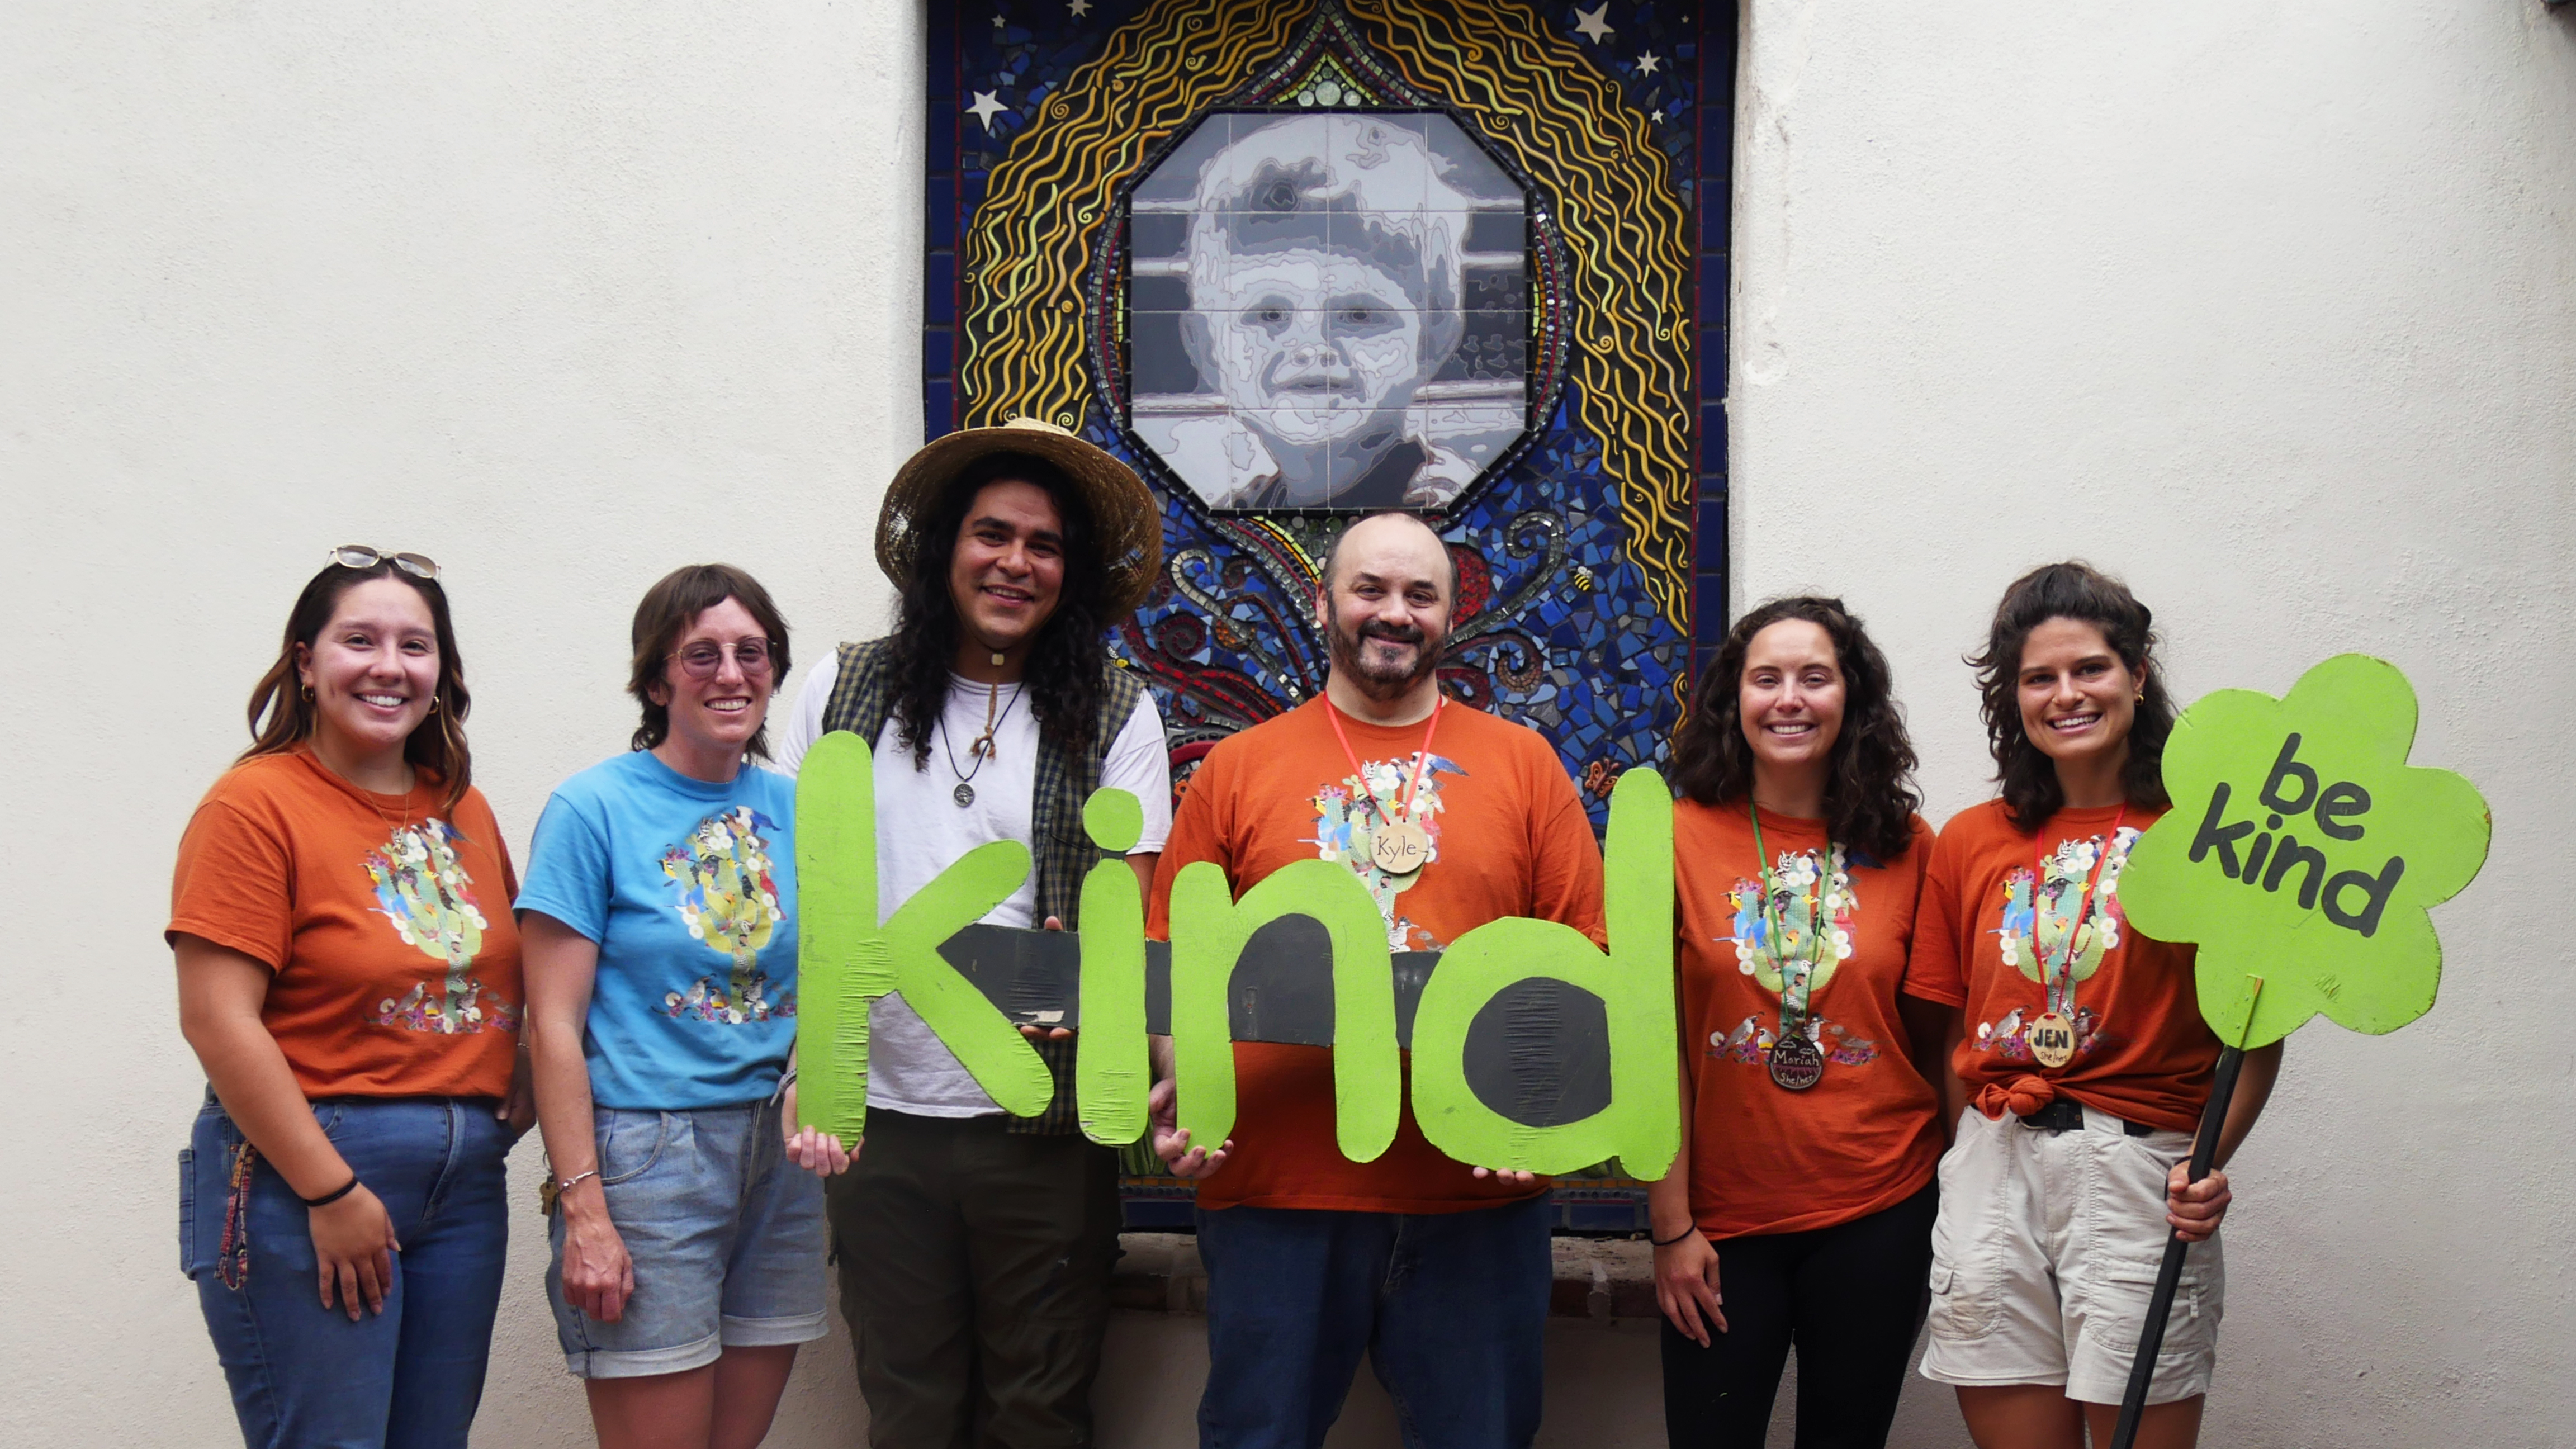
[1323,695,1444,830]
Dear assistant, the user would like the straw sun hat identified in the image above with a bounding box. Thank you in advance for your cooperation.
[875,416,1165,617]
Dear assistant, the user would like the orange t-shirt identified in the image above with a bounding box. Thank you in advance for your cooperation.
[1148,696,1607,1214]
[1675,801,1943,1238]
[1905,798,2218,1133]
[169,750,524,1099]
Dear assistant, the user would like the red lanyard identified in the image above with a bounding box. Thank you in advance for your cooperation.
[1323,695,1444,829]
[2035,804,2126,1004]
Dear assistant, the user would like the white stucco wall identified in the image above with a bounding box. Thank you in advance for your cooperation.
[2,2,2568,1446]
[1729,3,2576,1445]
[1,2,915,1442]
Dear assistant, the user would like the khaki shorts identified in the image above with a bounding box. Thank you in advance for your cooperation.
[1917,1104,2223,1405]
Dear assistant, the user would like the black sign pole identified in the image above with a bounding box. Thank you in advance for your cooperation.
[2107,1043,2246,1449]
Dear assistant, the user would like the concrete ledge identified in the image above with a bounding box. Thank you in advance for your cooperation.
[1113,1233,1660,1320]
[1112,1232,1210,1314]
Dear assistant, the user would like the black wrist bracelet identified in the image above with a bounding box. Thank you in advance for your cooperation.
[1651,1224,1700,1247]
[300,1175,360,1209]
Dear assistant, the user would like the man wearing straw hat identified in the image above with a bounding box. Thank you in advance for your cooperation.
[774,417,1171,1448]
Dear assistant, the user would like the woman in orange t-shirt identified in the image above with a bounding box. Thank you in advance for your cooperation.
[170,548,530,1449]
[1906,562,2283,1449]
[1651,596,1954,1449]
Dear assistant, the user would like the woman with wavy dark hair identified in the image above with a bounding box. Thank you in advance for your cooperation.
[1905,562,2282,1449]
[1652,595,1950,1449]
[171,547,531,1448]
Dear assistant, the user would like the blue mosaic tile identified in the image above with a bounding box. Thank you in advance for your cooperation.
[927,12,958,100]
[1694,571,1727,642]
[925,174,956,250]
[922,380,954,442]
[924,252,956,326]
[936,1,1736,818]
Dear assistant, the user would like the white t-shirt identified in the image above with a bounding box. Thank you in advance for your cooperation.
[775,650,1173,1116]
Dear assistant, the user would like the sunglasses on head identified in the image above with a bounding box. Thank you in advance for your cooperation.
[328,545,441,581]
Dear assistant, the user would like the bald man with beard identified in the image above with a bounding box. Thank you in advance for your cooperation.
[1144,513,1606,1449]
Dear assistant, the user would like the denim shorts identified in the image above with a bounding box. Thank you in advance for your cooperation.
[545,1095,829,1378]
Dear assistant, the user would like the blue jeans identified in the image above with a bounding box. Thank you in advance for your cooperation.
[1195,1194,1554,1449]
[182,1093,515,1449]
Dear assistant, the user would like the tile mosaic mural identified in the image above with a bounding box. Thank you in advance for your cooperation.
[925,0,1734,1228]
[1123,109,1531,513]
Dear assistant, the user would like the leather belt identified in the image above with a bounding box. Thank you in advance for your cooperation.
[2017,1098,2155,1137]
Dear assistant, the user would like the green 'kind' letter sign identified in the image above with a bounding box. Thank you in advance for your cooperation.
[2120,655,2492,1048]
[793,729,1684,1178]
[793,731,1055,1142]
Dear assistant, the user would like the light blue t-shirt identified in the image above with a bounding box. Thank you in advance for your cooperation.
[517,750,799,1110]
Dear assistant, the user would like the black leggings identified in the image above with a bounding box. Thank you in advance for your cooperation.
[1660,1180,1937,1449]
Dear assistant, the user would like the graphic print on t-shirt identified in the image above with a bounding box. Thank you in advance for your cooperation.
[660,806,794,1024]
[1711,845,1881,1069]
[1308,750,1466,950]
[366,818,519,1035]
[1978,825,2142,1062]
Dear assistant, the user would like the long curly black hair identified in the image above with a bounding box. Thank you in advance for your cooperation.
[886,452,1109,768]
[1967,561,2176,832]
[1669,595,1921,864]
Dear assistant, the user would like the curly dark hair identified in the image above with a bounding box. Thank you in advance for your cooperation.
[1968,561,2176,832]
[1669,595,1921,864]
[886,452,1109,768]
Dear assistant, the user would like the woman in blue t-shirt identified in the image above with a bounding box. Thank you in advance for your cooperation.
[519,564,849,1446]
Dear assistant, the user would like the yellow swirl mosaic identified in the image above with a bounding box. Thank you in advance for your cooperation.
[959,0,1697,634]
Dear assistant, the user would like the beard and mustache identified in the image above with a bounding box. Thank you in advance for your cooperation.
[1328,614,1444,700]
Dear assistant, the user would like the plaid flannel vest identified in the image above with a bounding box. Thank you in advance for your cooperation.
[820,637,1146,1135]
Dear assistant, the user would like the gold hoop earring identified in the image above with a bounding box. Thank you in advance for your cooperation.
[301,685,314,701]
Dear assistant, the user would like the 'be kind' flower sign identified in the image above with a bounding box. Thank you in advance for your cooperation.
[2121,655,2492,1049]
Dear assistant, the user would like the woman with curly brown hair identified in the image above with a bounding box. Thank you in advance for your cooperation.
[1905,562,2281,1449]
[1651,595,1953,1449]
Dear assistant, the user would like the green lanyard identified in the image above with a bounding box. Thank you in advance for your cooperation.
[1749,802,1834,1039]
